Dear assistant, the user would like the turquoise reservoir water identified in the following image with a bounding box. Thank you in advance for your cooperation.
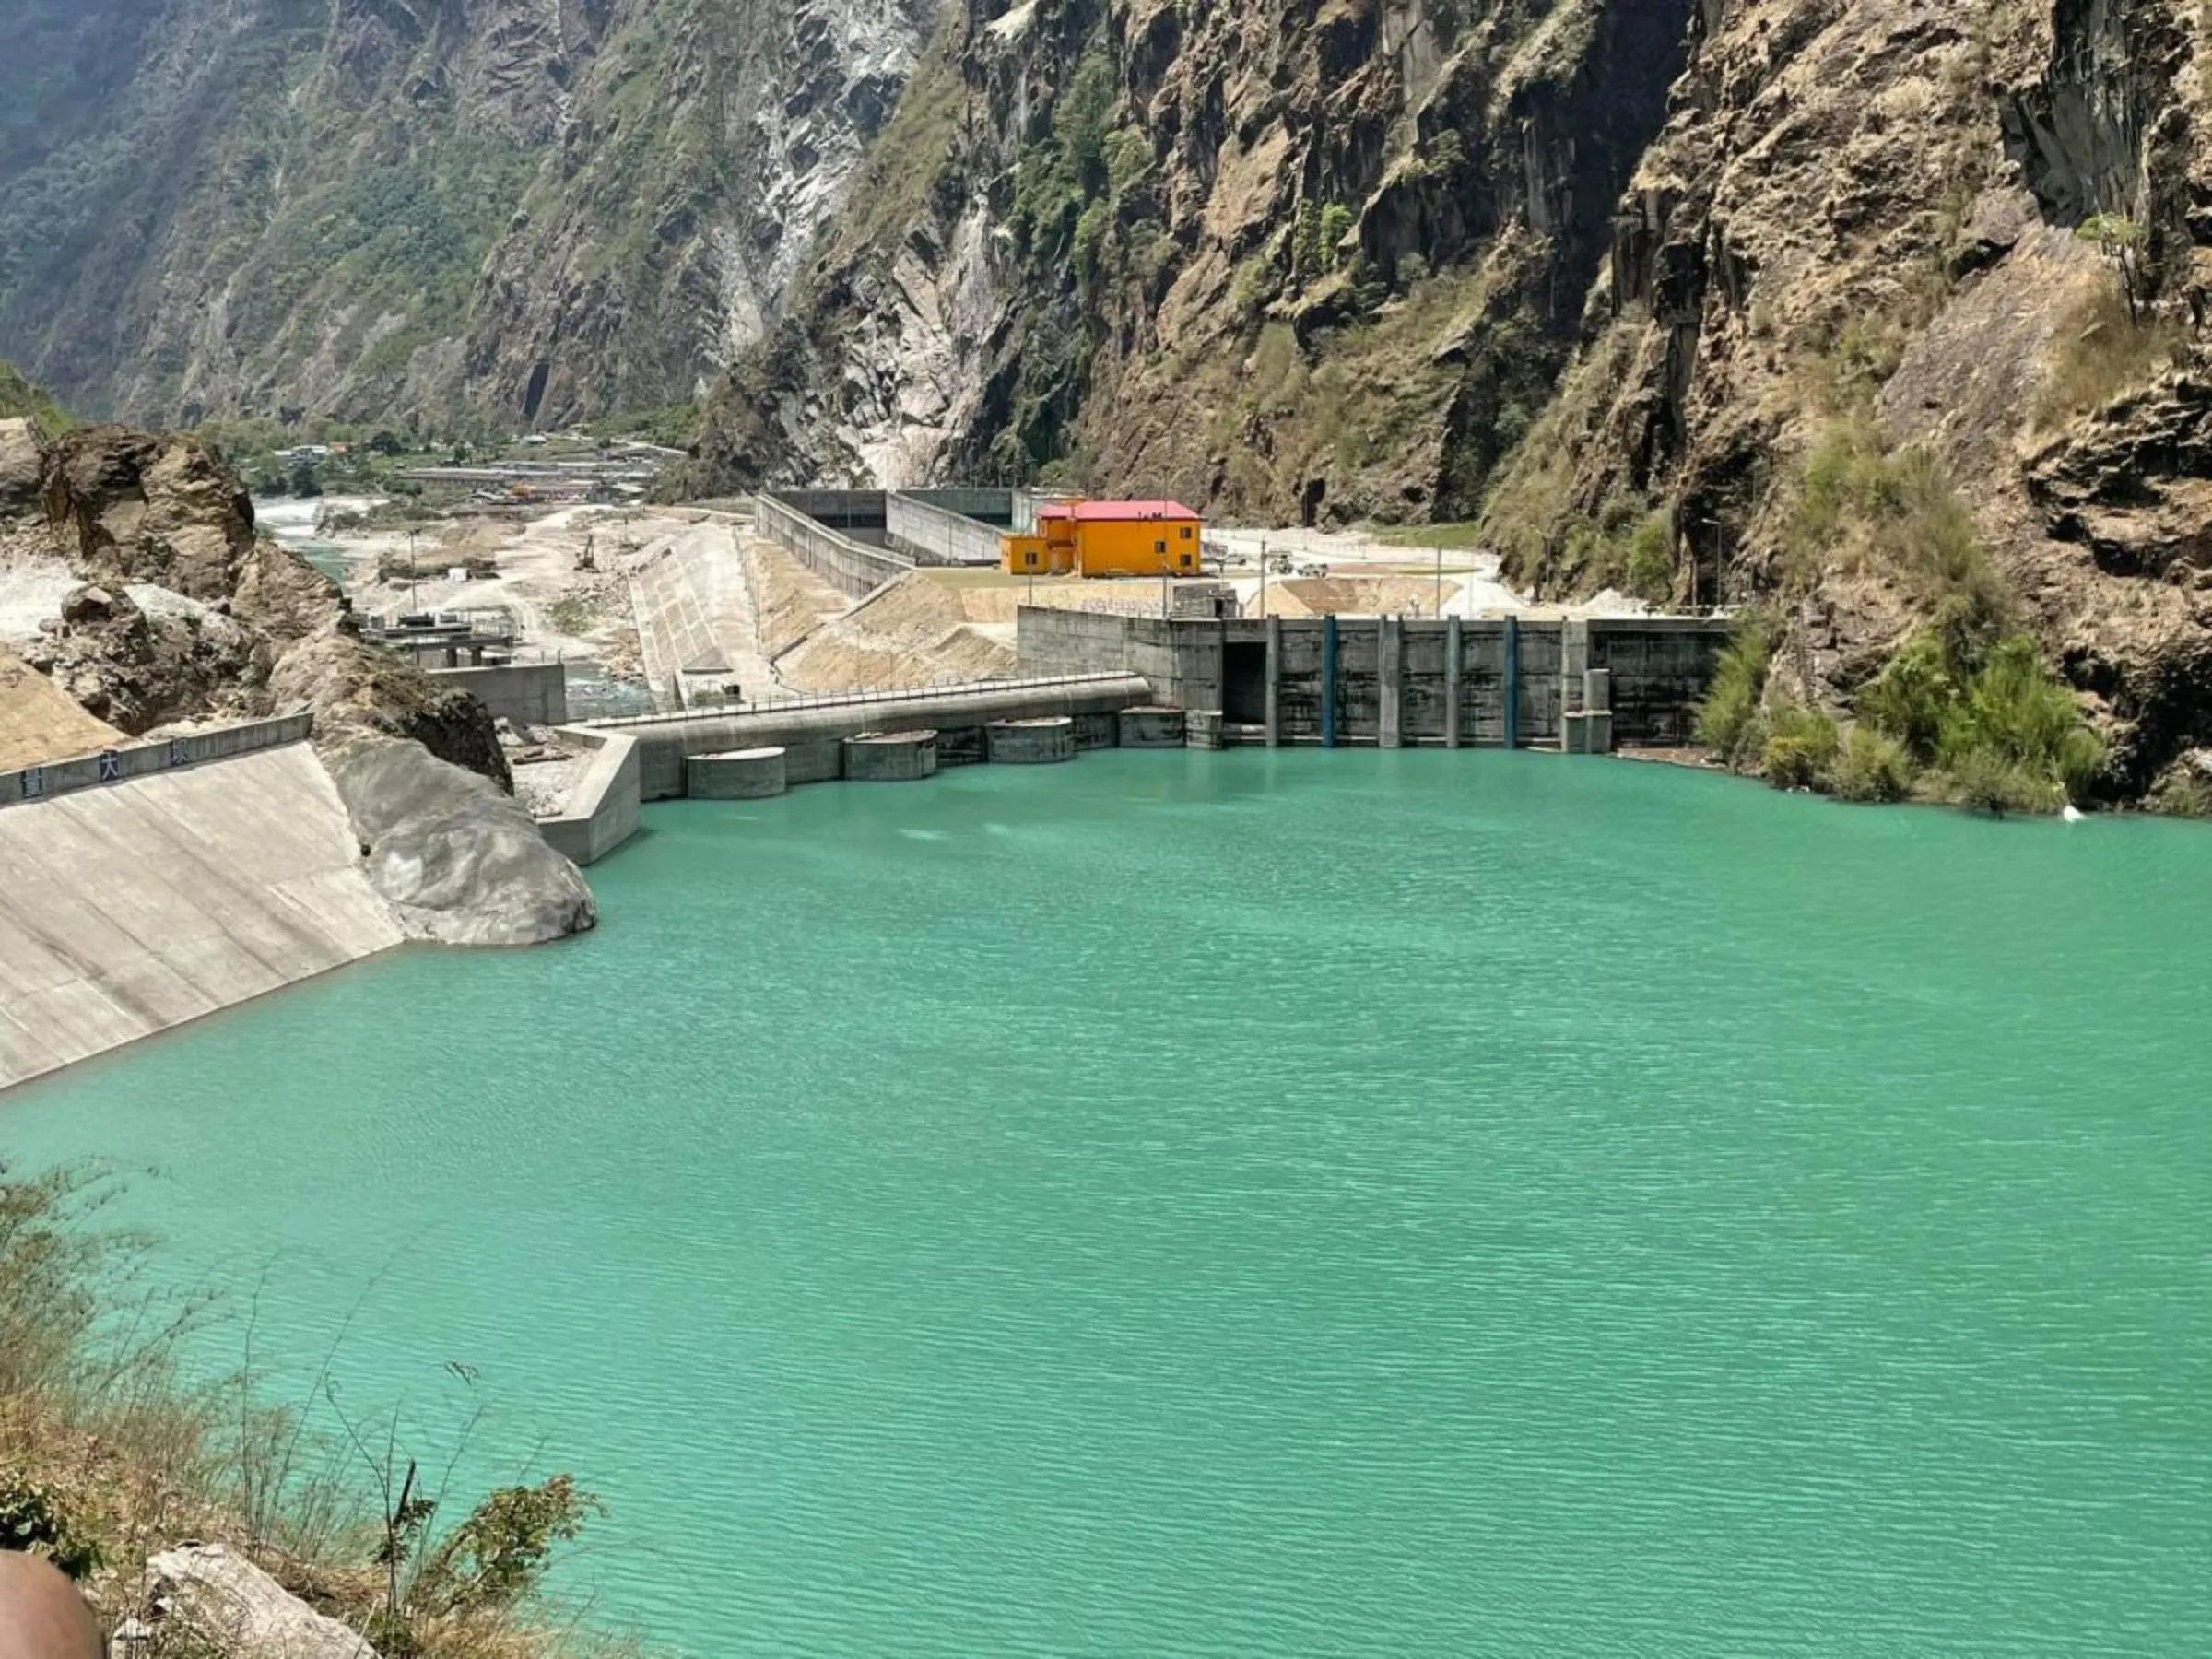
[6,754,2209,1654]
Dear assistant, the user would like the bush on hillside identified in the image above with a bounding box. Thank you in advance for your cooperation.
[2035,275,2188,429]
[1694,610,1782,769]
[1939,635,2104,805]
[1760,704,1841,790]
[1856,631,1956,765]
[1859,626,2103,813]
[1831,726,1915,803]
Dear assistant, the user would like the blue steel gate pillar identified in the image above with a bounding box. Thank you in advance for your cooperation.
[1321,616,1339,749]
[1503,616,1521,750]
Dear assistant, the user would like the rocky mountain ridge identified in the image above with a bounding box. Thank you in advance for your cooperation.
[686,0,1697,523]
[0,0,935,431]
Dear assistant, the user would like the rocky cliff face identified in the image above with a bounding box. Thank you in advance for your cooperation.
[686,0,1697,522]
[1467,0,2212,800]
[0,0,934,430]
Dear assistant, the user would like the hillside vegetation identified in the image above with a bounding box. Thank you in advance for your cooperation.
[0,360,73,437]
[0,0,936,432]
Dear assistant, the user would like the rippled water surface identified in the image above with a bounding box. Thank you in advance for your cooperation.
[8,753,2209,1655]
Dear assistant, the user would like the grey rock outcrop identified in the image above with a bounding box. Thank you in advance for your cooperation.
[0,417,41,516]
[269,629,515,792]
[142,1544,380,1659]
[324,736,597,946]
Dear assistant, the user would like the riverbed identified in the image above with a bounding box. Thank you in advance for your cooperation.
[4,753,2206,1655]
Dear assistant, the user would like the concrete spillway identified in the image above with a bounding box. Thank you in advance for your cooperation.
[0,745,405,1090]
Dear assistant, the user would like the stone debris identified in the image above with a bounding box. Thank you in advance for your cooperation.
[141,1544,381,1659]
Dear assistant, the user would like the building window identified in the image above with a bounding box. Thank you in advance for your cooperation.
[1025,551,1038,569]
[1156,539,1168,555]
[1181,525,1194,540]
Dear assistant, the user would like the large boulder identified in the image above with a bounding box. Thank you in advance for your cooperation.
[322,736,596,946]
[269,628,513,792]
[141,1544,379,1659]
[40,424,255,598]
[232,535,344,645]
[21,582,258,733]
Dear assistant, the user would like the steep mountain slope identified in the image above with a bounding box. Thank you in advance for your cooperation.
[684,0,1697,522]
[0,0,935,429]
[1473,0,2212,801]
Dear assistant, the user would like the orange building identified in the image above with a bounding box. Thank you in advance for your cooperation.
[1002,500,1204,578]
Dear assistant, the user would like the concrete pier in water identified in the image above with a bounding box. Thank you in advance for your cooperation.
[687,747,789,799]
[844,731,939,782]
[986,718,1077,765]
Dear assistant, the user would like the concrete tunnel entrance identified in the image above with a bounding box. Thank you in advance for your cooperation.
[1223,641,1268,725]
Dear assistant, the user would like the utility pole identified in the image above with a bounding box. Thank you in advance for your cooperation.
[1257,537,1268,618]
[1434,543,1443,619]
[406,528,419,615]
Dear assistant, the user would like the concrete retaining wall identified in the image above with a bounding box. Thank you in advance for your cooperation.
[1119,707,1187,747]
[1017,611,1727,747]
[757,493,912,598]
[536,732,641,866]
[568,675,1154,800]
[886,492,1006,565]
[428,662,569,729]
[0,743,406,1092]
[0,713,315,811]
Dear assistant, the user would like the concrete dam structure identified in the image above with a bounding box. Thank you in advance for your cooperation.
[565,674,1156,803]
[0,740,406,1091]
[1015,610,1731,749]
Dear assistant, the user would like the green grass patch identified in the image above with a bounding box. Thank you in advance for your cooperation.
[0,359,73,437]
[1371,521,1487,550]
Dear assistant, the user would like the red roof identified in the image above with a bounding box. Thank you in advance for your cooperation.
[1065,500,1200,523]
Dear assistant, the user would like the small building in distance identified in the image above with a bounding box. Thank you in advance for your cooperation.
[1002,500,1204,578]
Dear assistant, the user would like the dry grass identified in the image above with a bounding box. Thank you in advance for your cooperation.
[0,1162,635,1657]
[0,646,124,768]
[2033,277,2190,430]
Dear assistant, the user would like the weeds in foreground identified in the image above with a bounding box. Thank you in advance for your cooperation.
[0,1161,628,1657]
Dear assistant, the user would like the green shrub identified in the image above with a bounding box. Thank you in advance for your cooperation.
[0,1477,102,1578]
[1761,704,1841,791]
[1622,510,1675,602]
[1695,611,1781,769]
[1940,636,2104,803]
[1861,629,2101,812]
[1941,748,2062,817]
[1856,630,1956,763]
[1832,726,1916,803]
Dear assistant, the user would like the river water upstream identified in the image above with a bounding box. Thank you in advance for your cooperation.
[5,752,2206,1654]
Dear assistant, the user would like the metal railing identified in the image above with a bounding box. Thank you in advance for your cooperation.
[575,672,1143,731]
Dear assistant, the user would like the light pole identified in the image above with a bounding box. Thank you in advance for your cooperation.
[406,528,419,615]
[1257,537,1268,618]
[1434,542,1443,618]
